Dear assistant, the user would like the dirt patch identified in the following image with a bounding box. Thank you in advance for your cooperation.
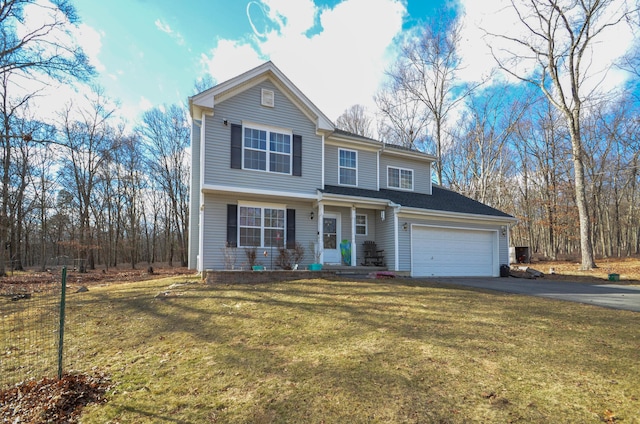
[0,265,192,295]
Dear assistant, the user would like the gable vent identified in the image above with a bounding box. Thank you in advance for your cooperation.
[261,88,275,107]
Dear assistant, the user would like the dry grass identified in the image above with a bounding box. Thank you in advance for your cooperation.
[529,257,640,285]
[39,274,639,423]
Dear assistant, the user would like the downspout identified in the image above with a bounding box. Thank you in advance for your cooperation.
[377,146,382,191]
[321,134,325,189]
[198,112,207,272]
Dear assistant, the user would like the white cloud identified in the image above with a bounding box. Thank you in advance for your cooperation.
[76,23,106,72]
[457,0,638,95]
[138,96,154,112]
[201,0,406,121]
[155,18,185,46]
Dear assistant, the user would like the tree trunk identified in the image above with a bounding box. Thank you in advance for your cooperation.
[569,119,596,269]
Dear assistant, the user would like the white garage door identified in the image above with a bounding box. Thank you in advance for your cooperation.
[411,226,497,277]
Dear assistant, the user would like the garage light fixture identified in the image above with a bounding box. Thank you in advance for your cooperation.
[402,222,408,231]
[501,226,507,236]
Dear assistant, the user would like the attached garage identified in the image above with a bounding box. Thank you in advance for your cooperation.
[411,225,498,277]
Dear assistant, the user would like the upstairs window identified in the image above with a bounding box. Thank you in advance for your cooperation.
[243,125,291,174]
[339,149,357,186]
[388,166,413,190]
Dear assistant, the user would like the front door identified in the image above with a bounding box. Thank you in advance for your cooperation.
[323,213,341,264]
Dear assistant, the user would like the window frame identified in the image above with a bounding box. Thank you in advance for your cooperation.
[238,203,287,248]
[338,148,358,186]
[242,123,292,175]
[355,214,368,236]
[387,166,414,191]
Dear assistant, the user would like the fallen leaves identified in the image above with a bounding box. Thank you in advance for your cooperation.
[0,373,111,423]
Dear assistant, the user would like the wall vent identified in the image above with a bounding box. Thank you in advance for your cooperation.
[261,89,275,107]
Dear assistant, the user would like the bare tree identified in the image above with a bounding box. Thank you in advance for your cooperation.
[58,88,116,271]
[375,83,429,149]
[0,0,93,79]
[385,12,480,184]
[486,0,638,270]
[335,104,374,138]
[445,85,527,207]
[138,105,190,267]
[0,0,93,275]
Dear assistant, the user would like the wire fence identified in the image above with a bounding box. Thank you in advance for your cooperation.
[1,268,67,388]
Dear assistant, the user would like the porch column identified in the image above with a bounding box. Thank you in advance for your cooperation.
[317,203,324,264]
[351,206,357,266]
[393,206,400,271]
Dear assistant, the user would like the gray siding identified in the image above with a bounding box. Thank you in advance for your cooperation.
[324,145,338,186]
[354,209,375,265]
[380,154,432,195]
[203,80,322,195]
[377,207,396,270]
[201,192,318,270]
[188,119,202,269]
[324,144,378,190]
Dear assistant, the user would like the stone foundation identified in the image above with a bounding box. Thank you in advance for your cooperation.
[204,270,336,285]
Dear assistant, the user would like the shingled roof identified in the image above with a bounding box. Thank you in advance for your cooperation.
[321,185,513,218]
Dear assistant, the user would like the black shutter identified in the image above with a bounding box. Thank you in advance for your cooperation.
[230,124,242,169]
[286,209,296,248]
[292,134,302,176]
[227,204,238,247]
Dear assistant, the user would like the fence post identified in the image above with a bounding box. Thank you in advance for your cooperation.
[57,266,67,379]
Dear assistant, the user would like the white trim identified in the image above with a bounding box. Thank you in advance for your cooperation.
[189,62,334,132]
[238,200,287,209]
[198,113,207,272]
[351,207,356,267]
[338,148,358,186]
[387,165,414,191]
[398,207,518,224]
[325,136,382,152]
[381,146,437,162]
[321,134,325,188]
[317,203,324,263]
[376,149,381,191]
[241,122,293,175]
[202,184,317,200]
[393,207,400,271]
[237,204,287,248]
[198,206,204,272]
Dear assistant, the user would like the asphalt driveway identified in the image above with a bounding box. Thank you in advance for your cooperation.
[432,277,640,312]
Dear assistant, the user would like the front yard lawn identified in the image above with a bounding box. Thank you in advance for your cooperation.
[60,276,640,422]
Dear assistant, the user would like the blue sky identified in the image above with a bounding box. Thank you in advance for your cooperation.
[70,0,455,122]
[22,0,635,126]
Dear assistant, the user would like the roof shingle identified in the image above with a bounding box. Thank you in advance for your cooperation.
[321,185,513,218]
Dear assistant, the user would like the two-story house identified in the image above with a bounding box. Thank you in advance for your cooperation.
[188,61,516,277]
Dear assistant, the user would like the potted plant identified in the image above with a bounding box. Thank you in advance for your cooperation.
[308,242,323,271]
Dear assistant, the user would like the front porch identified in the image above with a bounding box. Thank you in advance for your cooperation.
[322,264,388,275]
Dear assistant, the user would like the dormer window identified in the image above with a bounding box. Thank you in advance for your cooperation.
[388,166,413,190]
[339,149,357,186]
